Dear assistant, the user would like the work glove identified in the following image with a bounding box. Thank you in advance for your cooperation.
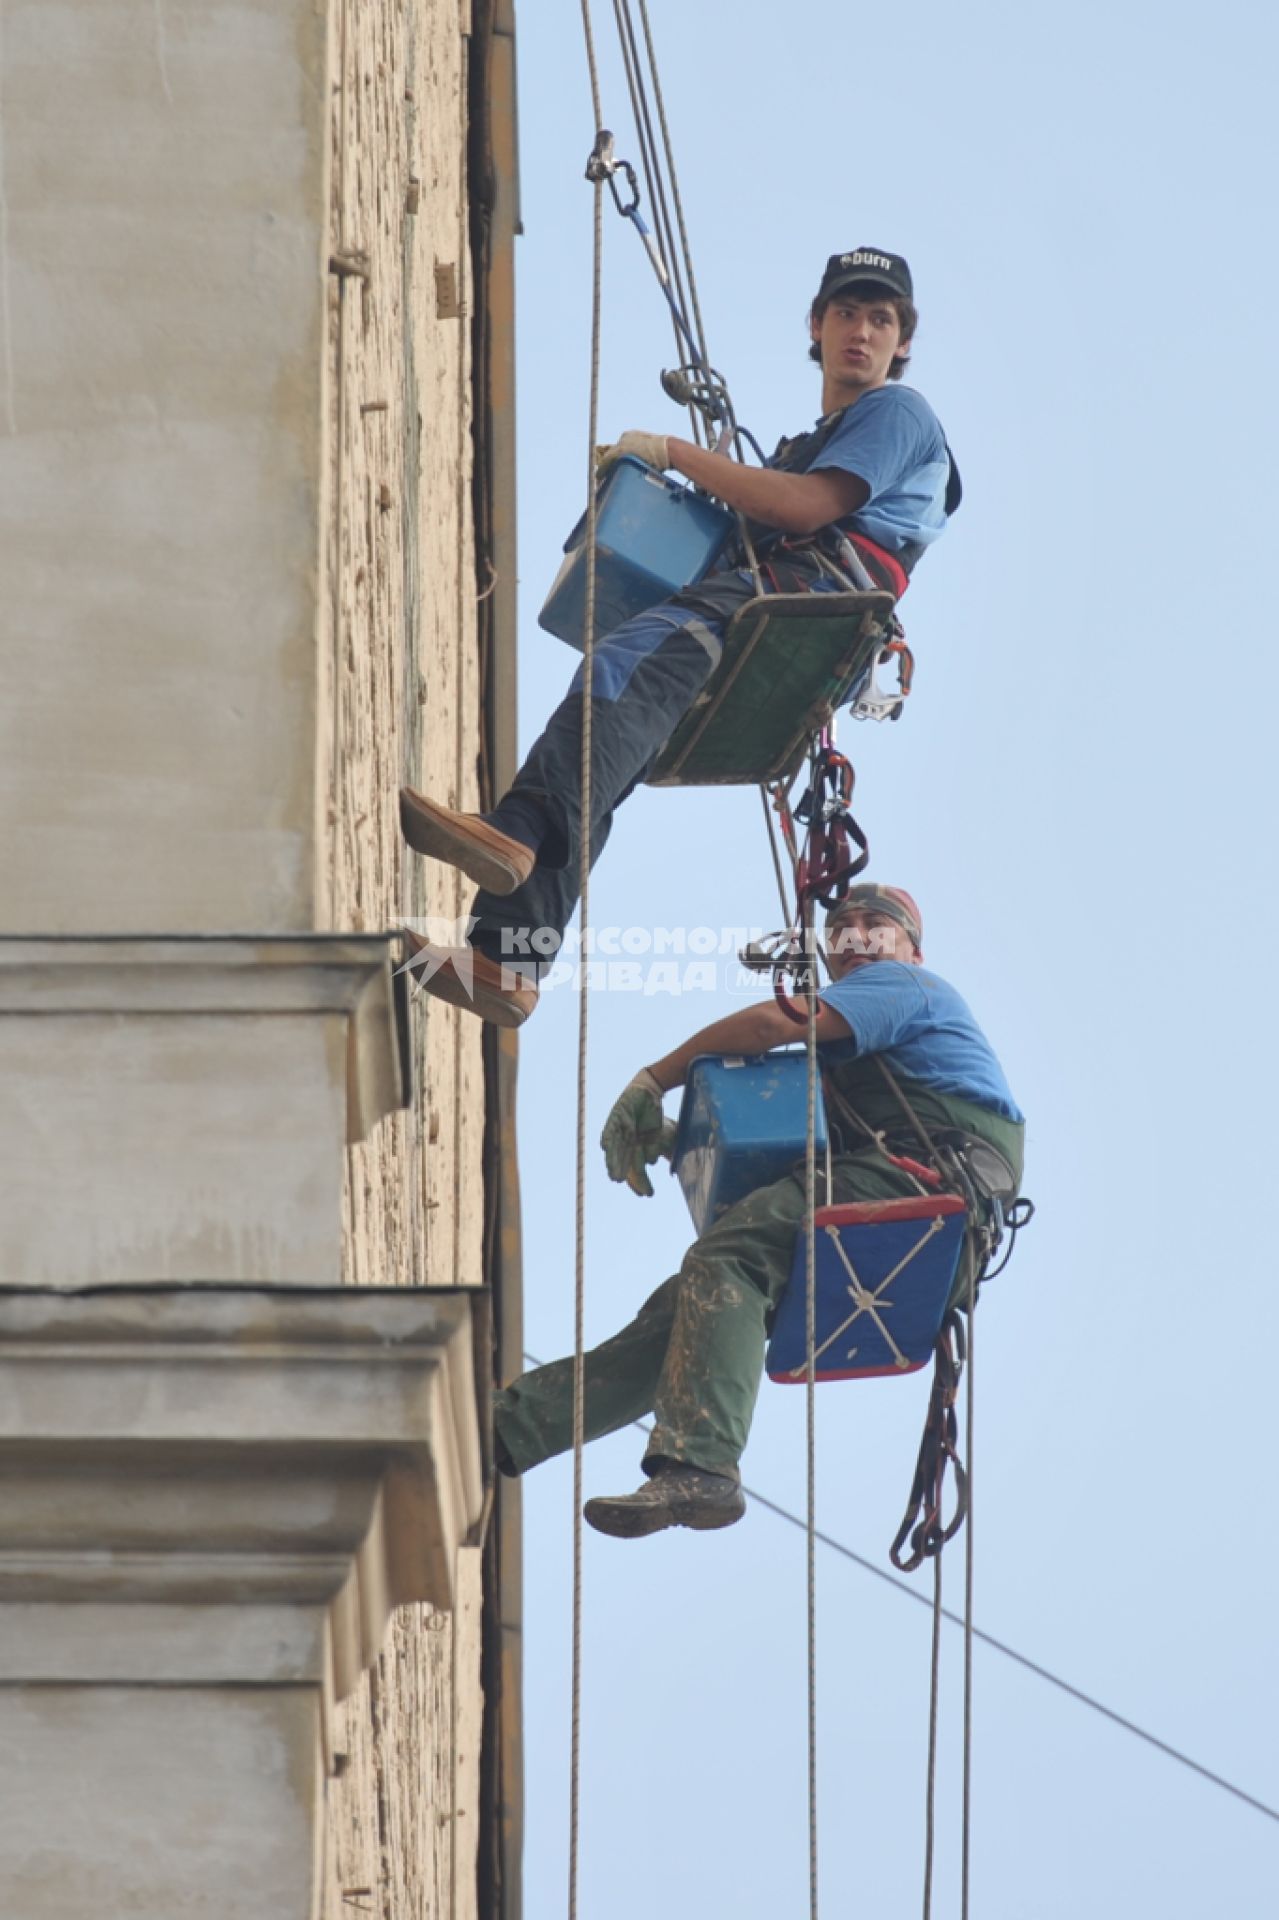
[596,429,672,476]
[600,1067,679,1198]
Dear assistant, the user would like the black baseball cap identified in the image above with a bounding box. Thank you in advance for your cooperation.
[817,248,913,303]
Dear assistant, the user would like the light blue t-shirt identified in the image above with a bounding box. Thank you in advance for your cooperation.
[818,962,1023,1122]
[803,386,952,555]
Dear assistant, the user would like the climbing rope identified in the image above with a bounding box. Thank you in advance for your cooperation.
[803,889,821,1920]
[961,1236,977,1920]
[634,0,715,406]
[758,777,1010,1920]
[585,3,766,584]
[609,1,706,444]
[922,1552,944,1920]
[569,12,606,1919]
[571,10,995,1913]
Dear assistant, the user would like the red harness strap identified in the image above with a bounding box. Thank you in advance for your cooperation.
[847,531,910,601]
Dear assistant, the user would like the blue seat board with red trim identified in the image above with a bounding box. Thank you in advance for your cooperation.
[672,1051,829,1237]
[767,1197,968,1383]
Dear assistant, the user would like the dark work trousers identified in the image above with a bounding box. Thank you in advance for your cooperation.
[494,1149,924,1481]
[471,568,783,967]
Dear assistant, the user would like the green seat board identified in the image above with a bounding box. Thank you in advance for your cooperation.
[647,590,897,788]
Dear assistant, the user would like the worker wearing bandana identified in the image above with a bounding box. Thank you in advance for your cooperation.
[492,886,1024,1539]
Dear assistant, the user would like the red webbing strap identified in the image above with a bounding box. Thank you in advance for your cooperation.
[847,530,909,601]
[794,747,869,912]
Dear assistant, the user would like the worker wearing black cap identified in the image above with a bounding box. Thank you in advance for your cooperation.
[399,249,960,1026]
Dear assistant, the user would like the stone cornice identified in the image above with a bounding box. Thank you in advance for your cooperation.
[0,934,411,1143]
[0,1286,485,1703]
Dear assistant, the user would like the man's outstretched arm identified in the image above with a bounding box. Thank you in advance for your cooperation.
[669,438,868,536]
[645,996,852,1094]
[598,996,852,1196]
[601,429,868,536]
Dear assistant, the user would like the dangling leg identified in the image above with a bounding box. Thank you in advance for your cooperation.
[582,1172,809,1537]
[400,584,755,1023]
[493,1276,682,1474]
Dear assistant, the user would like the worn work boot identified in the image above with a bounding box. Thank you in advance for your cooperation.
[400,928,538,1029]
[584,1465,746,1540]
[399,787,536,896]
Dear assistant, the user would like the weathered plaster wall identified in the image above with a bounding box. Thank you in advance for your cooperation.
[319,4,487,1916]
[0,0,332,932]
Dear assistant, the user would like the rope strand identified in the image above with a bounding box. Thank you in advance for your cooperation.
[922,1553,944,1920]
[635,0,714,374]
[610,1,700,440]
[803,888,820,1920]
[569,14,605,1919]
[961,1251,977,1917]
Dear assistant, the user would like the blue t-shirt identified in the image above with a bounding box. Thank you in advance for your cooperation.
[796,386,952,555]
[818,962,1023,1122]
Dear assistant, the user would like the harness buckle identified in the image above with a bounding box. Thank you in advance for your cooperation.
[850,636,913,723]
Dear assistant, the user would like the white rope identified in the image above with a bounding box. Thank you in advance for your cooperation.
[922,1553,944,1919]
[759,785,795,927]
[803,896,820,1920]
[569,17,605,1919]
[961,1249,977,1918]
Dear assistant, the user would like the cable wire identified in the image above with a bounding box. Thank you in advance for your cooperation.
[741,1481,1279,1829]
[524,1351,1279,1830]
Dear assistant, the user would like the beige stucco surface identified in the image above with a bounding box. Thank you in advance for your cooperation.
[0,1687,324,1920]
[0,1,336,933]
[0,1284,484,1920]
[1,1009,345,1283]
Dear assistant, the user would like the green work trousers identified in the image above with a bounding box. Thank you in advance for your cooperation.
[494,1149,923,1482]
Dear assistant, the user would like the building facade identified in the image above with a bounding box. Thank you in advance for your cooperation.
[0,1,521,1914]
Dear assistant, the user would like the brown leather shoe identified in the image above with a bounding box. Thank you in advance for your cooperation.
[399,787,536,896]
[584,1467,746,1539]
[400,928,538,1029]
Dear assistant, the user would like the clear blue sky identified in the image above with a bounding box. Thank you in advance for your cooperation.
[509,3,1279,1912]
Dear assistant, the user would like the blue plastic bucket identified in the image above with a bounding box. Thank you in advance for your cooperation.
[672,1051,829,1236]
[538,456,733,650]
